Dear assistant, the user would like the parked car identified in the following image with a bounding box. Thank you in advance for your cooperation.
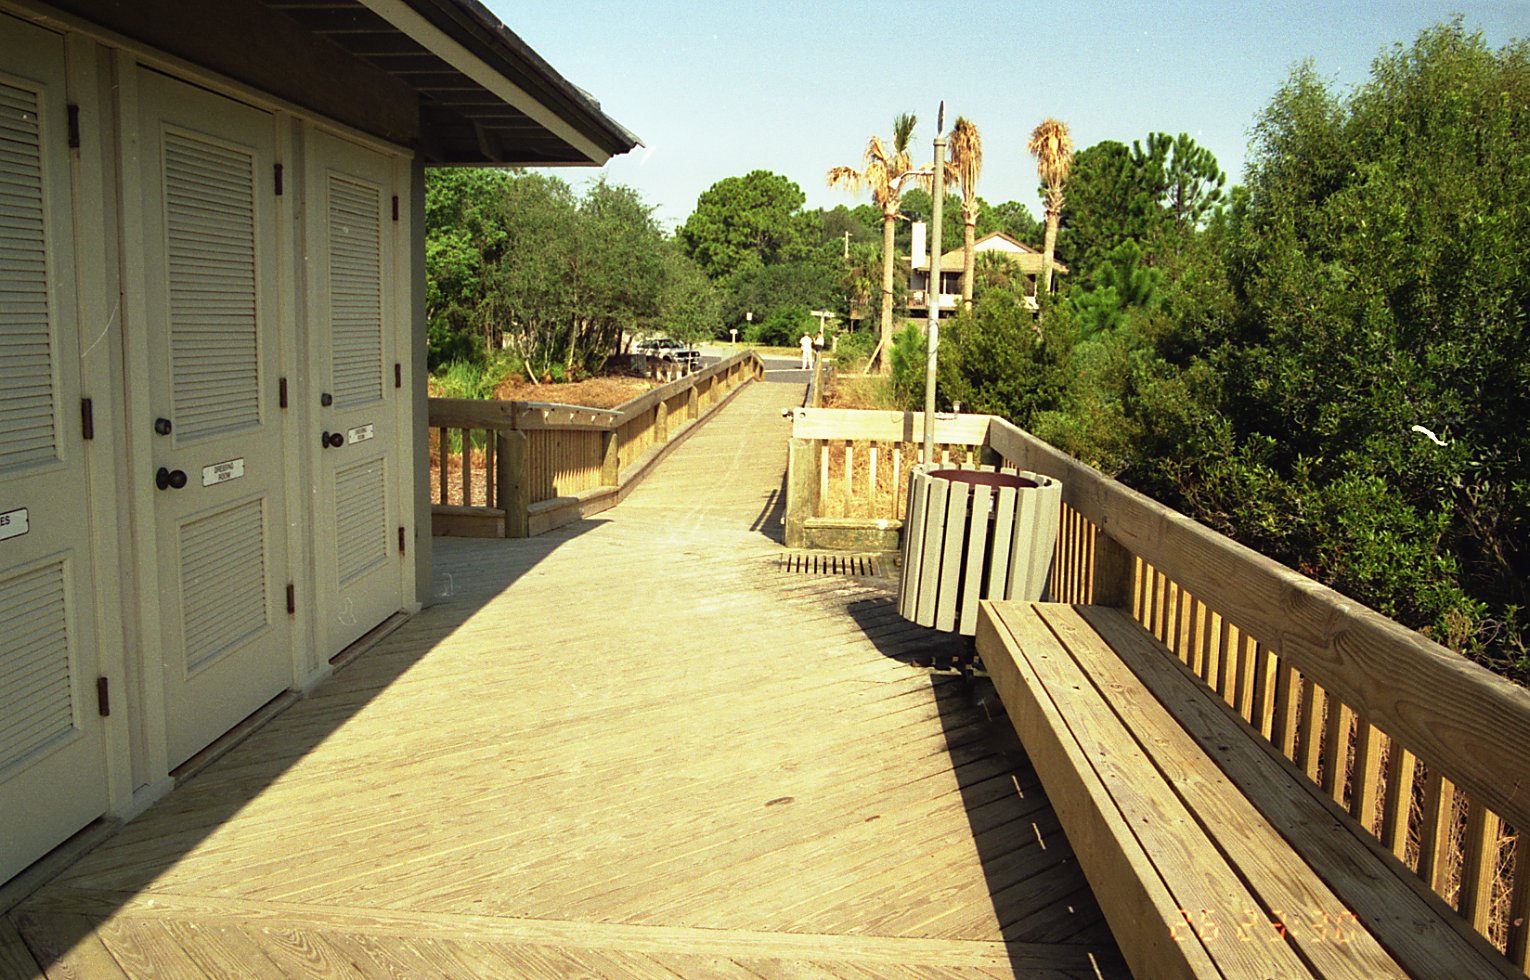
[634,337,702,370]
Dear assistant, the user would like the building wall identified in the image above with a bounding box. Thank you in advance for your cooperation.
[0,0,423,885]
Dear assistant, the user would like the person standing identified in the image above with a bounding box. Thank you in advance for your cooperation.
[799,331,814,370]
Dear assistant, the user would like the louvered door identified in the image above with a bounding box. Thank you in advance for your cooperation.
[307,131,402,657]
[0,15,111,884]
[137,71,291,767]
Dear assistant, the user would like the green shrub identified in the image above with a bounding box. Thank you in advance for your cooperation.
[747,305,813,347]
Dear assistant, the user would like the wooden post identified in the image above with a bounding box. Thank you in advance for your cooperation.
[655,401,668,443]
[498,429,529,538]
[600,428,620,486]
[783,436,820,549]
[1090,530,1135,608]
[688,385,699,421]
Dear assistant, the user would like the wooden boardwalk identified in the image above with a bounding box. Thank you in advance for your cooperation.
[5,378,1124,978]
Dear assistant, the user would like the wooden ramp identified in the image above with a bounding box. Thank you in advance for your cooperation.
[7,380,1123,979]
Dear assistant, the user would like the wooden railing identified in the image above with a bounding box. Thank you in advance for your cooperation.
[429,351,763,538]
[785,407,1530,971]
[783,408,990,549]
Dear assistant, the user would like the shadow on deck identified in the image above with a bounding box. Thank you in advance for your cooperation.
[5,381,1125,978]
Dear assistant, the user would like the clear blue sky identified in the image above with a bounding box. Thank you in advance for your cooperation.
[489,1,1527,230]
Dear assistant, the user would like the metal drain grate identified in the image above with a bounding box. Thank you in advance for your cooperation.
[776,552,886,577]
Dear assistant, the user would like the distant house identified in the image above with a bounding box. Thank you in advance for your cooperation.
[0,0,636,887]
[908,230,1067,313]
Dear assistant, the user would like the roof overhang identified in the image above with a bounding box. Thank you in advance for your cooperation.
[271,0,640,165]
[38,0,636,164]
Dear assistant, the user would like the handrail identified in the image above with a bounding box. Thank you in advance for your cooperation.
[784,406,1530,969]
[428,350,764,538]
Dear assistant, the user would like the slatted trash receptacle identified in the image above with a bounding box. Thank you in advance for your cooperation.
[898,465,1062,635]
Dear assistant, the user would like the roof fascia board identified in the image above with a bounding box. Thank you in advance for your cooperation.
[359,0,610,165]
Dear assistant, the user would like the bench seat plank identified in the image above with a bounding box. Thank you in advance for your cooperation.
[1076,603,1519,980]
[1034,604,1405,978]
[979,601,1316,979]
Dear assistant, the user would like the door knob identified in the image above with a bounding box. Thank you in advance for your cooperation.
[154,418,173,435]
[321,431,344,449]
[155,467,188,490]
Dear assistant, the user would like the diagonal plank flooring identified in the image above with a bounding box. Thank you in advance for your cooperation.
[8,377,1125,978]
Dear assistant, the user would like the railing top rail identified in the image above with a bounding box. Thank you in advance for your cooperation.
[611,349,761,423]
[427,397,519,432]
[789,407,989,444]
[427,350,763,434]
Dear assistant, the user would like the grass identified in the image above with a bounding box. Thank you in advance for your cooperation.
[823,371,900,411]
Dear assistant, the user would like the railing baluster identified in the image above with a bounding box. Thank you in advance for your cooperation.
[1419,769,1458,892]
[868,445,879,517]
[438,426,449,504]
[1213,612,1233,705]
[485,433,496,507]
[1508,830,1530,970]
[1380,740,1417,860]
[1349,719,1383,834]
[1322,697,1354,804]
[819,440,829,511]
[1272,662,1300,759]
[1297,677,1325,782]
[1249,639,1276,736]
[1185,595,1206,678]
[1457,797,1500,933]
[460,428,473,505]
[843,442,854,515]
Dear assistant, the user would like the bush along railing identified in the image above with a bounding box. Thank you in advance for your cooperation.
[784,406,1530,971]
[429,351,764,538]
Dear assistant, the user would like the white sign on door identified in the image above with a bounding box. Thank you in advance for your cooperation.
[0,507,29,542]
[347,423,375,445]
[201,458,246,487]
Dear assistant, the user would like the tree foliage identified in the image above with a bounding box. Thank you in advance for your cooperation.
[678,170,815,280]
[975,21,1528,680]
[1057,132,1226,276]
[425,171,716,377]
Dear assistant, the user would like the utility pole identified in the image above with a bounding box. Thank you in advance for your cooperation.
[842,229,850,259]
[923,102,946,466]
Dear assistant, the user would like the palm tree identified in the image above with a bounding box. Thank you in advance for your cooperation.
[828,113,920,374]
[948,117,983,310]
[1027,117,1074,299]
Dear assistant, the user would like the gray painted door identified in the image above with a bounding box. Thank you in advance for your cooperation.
[137,71,291,767]
[307,130,403,658]
[0,14,110,883]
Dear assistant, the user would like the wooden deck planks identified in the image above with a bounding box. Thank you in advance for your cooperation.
[12,380,1121,978]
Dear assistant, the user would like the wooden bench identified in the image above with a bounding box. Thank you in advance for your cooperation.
[976,600,1519,979]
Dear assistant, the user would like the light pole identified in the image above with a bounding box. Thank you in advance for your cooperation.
[923,103,946,466]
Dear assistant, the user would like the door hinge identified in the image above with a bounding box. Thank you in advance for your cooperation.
[398,526,406,555]
[274,163,284,196]
[286,583,295,615]
[81,397,94,440]
[67,104,80,149]
[96,677,110,717]
[394,363,402,389]
[391,195,399,221]
[279,377,288,409]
